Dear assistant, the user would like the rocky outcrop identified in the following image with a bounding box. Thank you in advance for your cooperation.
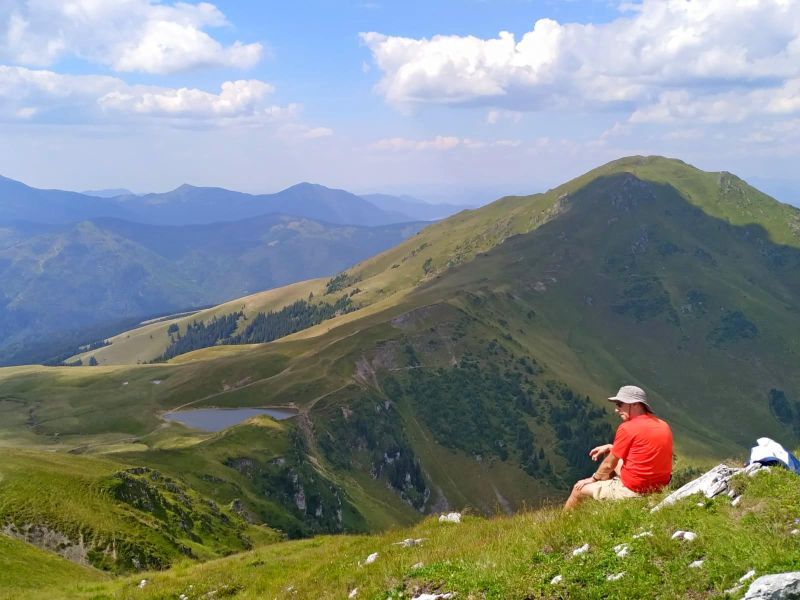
[653,464,741,511]
[2,522,89,565]
[744,572,800,599]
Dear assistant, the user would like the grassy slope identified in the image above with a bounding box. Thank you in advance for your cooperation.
[0,534,107,600]
[0,449,276,573]
[35,465,800,600]
[73,278,326,365]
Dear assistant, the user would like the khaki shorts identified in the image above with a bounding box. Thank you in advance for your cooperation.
[590,477,640,501]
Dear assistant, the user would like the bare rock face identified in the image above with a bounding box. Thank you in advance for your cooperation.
[743,572,800,599]
[2,522,88,564]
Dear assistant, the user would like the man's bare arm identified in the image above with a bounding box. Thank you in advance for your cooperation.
[589,443,613,461]
[593,452,620,480]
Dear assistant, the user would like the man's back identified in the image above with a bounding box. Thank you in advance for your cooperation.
[612,414,673,493]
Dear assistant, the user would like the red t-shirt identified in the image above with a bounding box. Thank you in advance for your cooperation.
[612,414,673,493]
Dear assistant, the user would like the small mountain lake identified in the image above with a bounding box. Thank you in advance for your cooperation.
[163,407,297,432]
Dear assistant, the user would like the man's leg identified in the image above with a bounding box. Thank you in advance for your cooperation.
[564,480,601,510]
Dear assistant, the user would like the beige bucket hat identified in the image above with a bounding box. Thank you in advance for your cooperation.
[608,385,652,410]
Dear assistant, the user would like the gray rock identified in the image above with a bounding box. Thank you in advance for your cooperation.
[744,462,763,476]
[653,464,742,511]
[743,572,800,599]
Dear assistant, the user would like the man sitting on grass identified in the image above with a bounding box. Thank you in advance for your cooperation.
[564,385,673,510]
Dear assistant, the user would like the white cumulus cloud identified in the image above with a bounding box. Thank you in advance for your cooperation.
[0,0,263,74]
[361,0,800,122]
[0,66,303,126]
[98,79,275,117]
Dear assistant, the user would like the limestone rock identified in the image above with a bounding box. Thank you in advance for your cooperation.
[438,512,461,524]
[671,530,697,542]
[395,538,425,548]
[689,560,704,568]
[653,464,741,511]
[743,572,800,599]
[571,543,590,556]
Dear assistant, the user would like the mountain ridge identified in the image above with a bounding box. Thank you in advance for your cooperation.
[0,175,462,227]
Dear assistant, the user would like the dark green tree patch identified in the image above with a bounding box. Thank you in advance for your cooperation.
[325,272,360,294]
[233,297,353,345]
[381,359,568,480]
[155,298,355,361]
[769,388,793,424]
[612,275,677,324]
[707,310,758,346]
[157,312,243,361]
[546,383,615,485]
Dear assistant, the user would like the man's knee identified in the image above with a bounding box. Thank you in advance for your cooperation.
[571,481,598,499]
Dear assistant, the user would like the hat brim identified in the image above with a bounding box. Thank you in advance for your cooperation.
[607,396,651,408]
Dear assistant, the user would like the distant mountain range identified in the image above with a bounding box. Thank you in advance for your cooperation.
[0,214,426,364]
[0,175,472,226]
[0,174,476,363]
[360,193,472,221]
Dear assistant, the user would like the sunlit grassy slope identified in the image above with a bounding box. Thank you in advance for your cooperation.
[72,278,326,365]
[0,533,107,600]
[16,466,800,600]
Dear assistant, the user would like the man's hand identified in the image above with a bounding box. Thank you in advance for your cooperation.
[589,443,613,462]
[572,477,596,492]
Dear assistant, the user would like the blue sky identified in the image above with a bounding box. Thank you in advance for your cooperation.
[1,1,799,205]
